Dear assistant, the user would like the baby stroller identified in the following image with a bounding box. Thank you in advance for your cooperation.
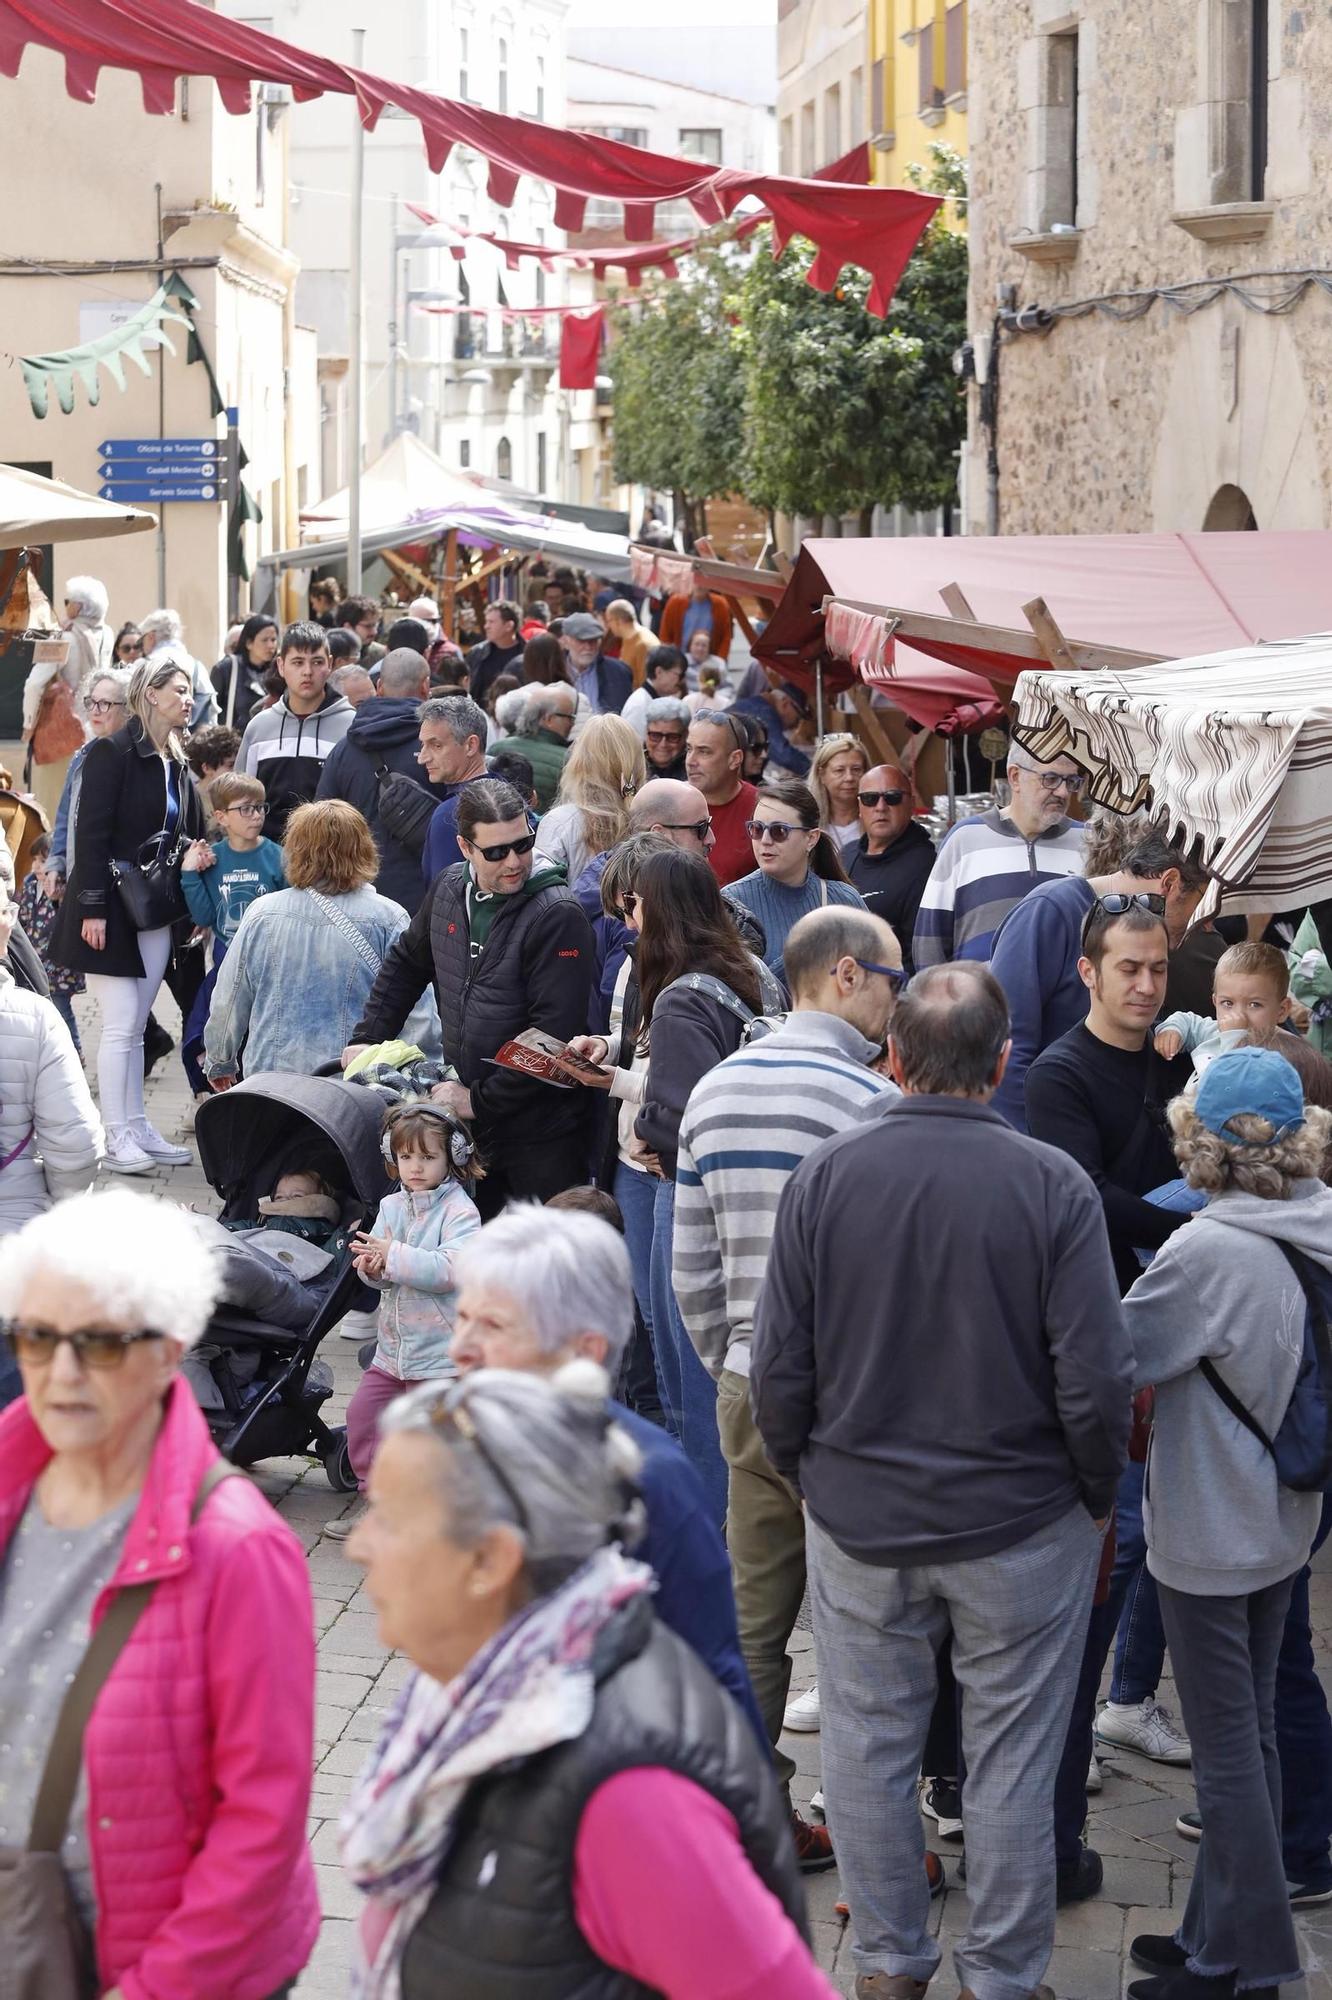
[193,1071,392,1489]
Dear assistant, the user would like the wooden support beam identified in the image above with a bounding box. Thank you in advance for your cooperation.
[728,595,759,647]
[846,683,900,767]
[439,528,459,643]
[1022,596,1078,673]
[939,582,978,620]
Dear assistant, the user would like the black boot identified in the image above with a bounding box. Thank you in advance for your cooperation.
[143,1012,175,1078]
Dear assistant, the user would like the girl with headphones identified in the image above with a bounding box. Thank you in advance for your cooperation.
[327,1103,484,1538]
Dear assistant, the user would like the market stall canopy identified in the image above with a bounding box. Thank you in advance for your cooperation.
[300,433,485,540]
[1014,634,1332,914]
[0,460,156,548]
[771,531,1332,693]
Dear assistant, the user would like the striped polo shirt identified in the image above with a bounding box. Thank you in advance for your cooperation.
[674,1012,893,1378]
[912,808,1085,970]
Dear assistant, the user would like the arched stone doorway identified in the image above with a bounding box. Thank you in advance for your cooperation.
[1202,484,1258,531]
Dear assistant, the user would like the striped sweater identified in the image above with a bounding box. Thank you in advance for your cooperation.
[912,808,1085,970]
[673,1011,893,1378]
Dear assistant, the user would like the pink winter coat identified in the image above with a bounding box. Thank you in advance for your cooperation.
[0,1379,321,2000]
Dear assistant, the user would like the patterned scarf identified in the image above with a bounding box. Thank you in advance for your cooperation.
[340,1544,653,2000]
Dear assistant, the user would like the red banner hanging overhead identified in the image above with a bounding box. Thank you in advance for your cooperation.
[0,0,938,315]
[557,306,606,391]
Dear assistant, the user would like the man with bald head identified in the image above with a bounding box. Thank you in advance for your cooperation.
[674,905,905,1873]
[848,763,936,979]
[316,647,446,912]
[571,779,717,1029]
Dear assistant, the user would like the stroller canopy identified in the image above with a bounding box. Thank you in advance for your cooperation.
[194,1072,392,1210]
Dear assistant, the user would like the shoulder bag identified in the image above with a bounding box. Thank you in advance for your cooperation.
[305,887,384,979]
[109,832,190,932]
[0,1460,241,2000]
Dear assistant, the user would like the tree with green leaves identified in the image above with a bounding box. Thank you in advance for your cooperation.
[738,144,968,530]
[607,246,744,543]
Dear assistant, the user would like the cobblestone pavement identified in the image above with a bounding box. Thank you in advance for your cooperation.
[66,983,1332,1999]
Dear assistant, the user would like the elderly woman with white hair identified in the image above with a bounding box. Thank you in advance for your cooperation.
[341,1356,832,1999]
[0,1188,319,2000]
[138,607,218,730]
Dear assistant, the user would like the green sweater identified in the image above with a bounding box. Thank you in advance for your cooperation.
[491,729,568,813]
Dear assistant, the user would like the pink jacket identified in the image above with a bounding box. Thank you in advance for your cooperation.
[0,1380,321,2000]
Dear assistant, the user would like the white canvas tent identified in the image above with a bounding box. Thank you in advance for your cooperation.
[1014,633,1332,913]
[300,433,486,540]
[0,462,156,549]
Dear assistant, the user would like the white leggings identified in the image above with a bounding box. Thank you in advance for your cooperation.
[86,926,172,1131]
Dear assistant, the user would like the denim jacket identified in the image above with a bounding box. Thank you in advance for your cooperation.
[365,1178,482,1379]
[204,883,441,1080]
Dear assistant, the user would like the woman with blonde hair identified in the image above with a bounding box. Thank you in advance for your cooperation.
[535,713,646,885]
[807,733,870,861]
[49,655,204,1175]
[205,799,440,1083]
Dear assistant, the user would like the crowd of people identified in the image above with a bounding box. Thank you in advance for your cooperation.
[1,556,1330,2000]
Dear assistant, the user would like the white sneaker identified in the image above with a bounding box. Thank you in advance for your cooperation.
[1086,1753,1103,1794]
[1096,1697,1192,1765]
[129,1119,193,1167]
[783,1684,820,1733]
[809,1788,825,1816]
[338,1307,379,1342]
[101,1128,155,1175]
[323,1506,366,1543]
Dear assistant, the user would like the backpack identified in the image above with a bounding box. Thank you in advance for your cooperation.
[658,971,787,1047]
[1199,1241,1332,1491]
[375,764,441,858]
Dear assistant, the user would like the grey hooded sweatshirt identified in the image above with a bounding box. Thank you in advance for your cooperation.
[1124,1179,1331,1595]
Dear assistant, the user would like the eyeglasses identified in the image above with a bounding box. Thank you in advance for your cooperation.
[0,1320,163,1370]
[1030,770,1087,795]
[645,729,686,745]
[745,820,806,842]
[842,957,907,992]
[858,789,906,809]
[219,802,265,818]
[1080,890,1167,950]
[655,820,712,841]
[468,832,537,863]
[85,697,127,716]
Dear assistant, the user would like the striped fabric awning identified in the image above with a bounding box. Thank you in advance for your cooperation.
[1013,635,1332,914]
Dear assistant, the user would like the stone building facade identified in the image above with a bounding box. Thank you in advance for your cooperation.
[962,0,1331,536]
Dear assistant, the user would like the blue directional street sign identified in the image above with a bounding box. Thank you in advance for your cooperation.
[99,437,220,462]
[98,478,224,504]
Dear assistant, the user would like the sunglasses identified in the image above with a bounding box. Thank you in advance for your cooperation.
[617,890,638,922]
[858,789,906,808]
[468,832,537,863]
[645,728,686,744]
[1080,890,1167,950]
[843,957,907,991]
[655,820,712,841]
[745,820,808,842]
[1,1321,163,1371]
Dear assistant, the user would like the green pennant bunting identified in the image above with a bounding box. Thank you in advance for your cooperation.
[19,283,194,419]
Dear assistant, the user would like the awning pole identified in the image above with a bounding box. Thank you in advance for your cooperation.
[815,658,826,738]
[347,25,366,593]
[946,733,957,827]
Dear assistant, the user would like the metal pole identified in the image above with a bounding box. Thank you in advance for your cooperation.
[814,658,826,739]
[388,204,399,444]
[347,26,366,591]
[154,182,167,604]
[946,733,958,827]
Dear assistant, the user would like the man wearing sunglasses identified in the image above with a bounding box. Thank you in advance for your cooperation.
[346,777,594,1217]
[989,824,1211,1132]
[913,740,1088,975]
[848,763,936,980]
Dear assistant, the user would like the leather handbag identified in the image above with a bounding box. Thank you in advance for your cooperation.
[109,832,189,932]
[0,1461,239,2000]
[31,676,85,767]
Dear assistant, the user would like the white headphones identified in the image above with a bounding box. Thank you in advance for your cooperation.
[380,1100,475,1174]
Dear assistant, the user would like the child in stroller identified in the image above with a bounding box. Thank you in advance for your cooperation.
[323,1100,483,1538]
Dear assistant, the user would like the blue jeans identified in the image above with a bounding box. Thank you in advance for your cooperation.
[1278,1496,1332,1886]
[182,947,224,1098]
[1108,1457,1166,1703]
[649,1175,727,1528]
[0,1340,21,1410]
[50,990,83,1060]
[611,1159,668,1429]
